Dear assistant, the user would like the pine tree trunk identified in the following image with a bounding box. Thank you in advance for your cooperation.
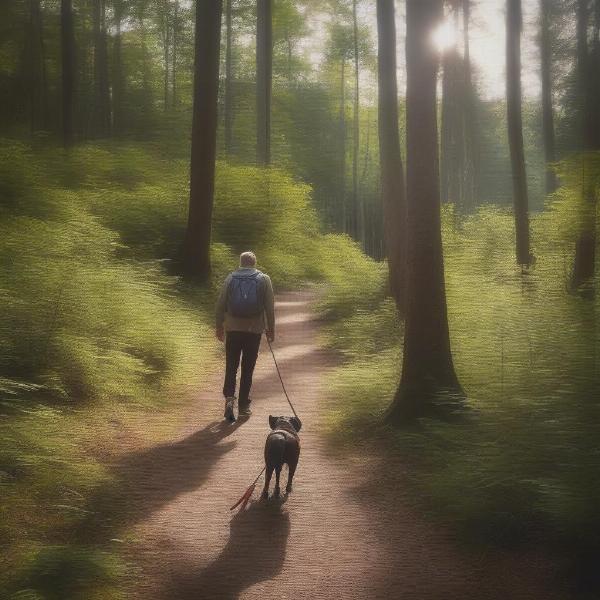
[376,0,406,312]
[112,1,124,133]
[572,0,597,293]
[172,0,179,108]
[540,0,557,194]
[506,0,531,266]
[462,0,479,210]
[92,0,111,137]
[256,0,272,166]
[183,0,223,279]
[162,0,170,111]
[340,59,347,232]
[386,0,463,424]
[61,0,75,147]
[28,0,48,133]
[352,0,363,244]
[224,0,234,155]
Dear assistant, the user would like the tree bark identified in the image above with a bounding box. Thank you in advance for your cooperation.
[172,0,179,108]
[376,0,406,312]
[340,59,347,232]
[92,0,111,137]
[386,0,463,424]
[462,0,479,210]
[183,0,223,280]
[61,0,75,147]
[112,0,124,133]
[163,0,171,111]
[540,0,557,193]
[225,0,234,155]
[28,0,48,133]
[572,0,597,293]
[506,0,532,266]
[352,0,363,244]
[256,0,272,166]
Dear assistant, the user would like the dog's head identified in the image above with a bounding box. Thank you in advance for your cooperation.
[269,415,302,433]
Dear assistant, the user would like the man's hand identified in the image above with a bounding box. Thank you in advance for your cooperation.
[216,327,224,342]
[266,330,274,343]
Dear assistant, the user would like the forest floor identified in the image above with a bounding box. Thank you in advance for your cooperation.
[107,291,569,600]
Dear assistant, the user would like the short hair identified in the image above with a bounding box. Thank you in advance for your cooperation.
[240,251,257,267]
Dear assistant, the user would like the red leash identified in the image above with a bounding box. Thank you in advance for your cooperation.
[230,466,266,512]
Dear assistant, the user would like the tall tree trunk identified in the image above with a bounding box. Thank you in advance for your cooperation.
[540,0,557,193]
[386,0,463,424]
[28,0,48,133]
[256,0,272,166]
[340,59,347,232]
[224,0,234,155]
[183,0,223,279]
[352,0,363,244]
[462,0,479,210]
[376,0,406,312]
[112,0,124,133]
[61,0,75,147]
[572,0,597,293]
[92,0,111,137]
[172,0,179,108]
[506,0,532,266]
[440,47,462,206]
[162,0,170,111]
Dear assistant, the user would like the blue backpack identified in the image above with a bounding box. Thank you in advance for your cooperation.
[227,271,264,318]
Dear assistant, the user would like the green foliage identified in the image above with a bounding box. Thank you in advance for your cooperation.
[324,200,600,558]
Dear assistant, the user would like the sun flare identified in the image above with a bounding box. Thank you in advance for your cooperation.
[432,19,457,53]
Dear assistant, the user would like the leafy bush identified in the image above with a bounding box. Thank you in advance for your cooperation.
[323,198,600,568]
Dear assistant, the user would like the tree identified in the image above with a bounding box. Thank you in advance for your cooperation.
[224,0,234,155]
[376,0,406,312]
[540,0,557,193]
[26,0,48,133]
[506,0,531,266]
[571,0,597,293]
[461,0,480,210]
[92,0,111,137]
[182,0,223,279]
[112,0,125,132]
[352,0,362,244]
[61,0,75,147]
[257,0,273,165]
[386,0,463,423]
[440,1,480,212]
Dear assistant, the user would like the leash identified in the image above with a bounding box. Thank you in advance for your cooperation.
[266,337,299,420]
[230,336,299,513]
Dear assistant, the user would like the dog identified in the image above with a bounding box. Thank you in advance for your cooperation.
[262,415,301,499]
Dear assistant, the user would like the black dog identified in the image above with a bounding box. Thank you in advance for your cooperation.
[262,415,301,499]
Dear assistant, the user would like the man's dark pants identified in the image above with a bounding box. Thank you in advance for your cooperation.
[223,331,262,408]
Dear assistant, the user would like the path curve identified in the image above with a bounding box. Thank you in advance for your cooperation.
[118,291,567,600]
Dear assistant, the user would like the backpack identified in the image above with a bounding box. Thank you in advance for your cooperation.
[227,271,264,318]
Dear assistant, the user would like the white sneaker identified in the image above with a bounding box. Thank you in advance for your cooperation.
[224,397,236,422]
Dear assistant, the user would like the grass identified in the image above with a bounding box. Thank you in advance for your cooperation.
[320,176,600,594]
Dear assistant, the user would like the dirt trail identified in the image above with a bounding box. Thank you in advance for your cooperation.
[119,291,567,600]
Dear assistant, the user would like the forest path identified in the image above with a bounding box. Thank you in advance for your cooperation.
[122,290,565,600]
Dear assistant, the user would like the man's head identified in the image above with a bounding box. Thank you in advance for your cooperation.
[239,251,257,268]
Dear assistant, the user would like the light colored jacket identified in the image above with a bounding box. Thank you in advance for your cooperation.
[215,268,275,335]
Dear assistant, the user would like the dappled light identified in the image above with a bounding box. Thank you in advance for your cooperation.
[1,0,599,599]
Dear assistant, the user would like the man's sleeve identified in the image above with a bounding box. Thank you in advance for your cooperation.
[263,275,275,333]
[216,276,230,329]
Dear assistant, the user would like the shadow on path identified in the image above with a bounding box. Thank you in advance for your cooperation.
[78,420,246,540]
[165,500,290,600]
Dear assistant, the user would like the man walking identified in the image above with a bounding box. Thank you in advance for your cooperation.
[216,251,275,421]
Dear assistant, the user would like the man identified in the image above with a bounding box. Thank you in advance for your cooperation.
[216,251,275,421]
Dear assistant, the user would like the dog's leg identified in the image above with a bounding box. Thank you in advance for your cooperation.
[286,459,297,494]
[262,466,273,499]
[274,467,282,498]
